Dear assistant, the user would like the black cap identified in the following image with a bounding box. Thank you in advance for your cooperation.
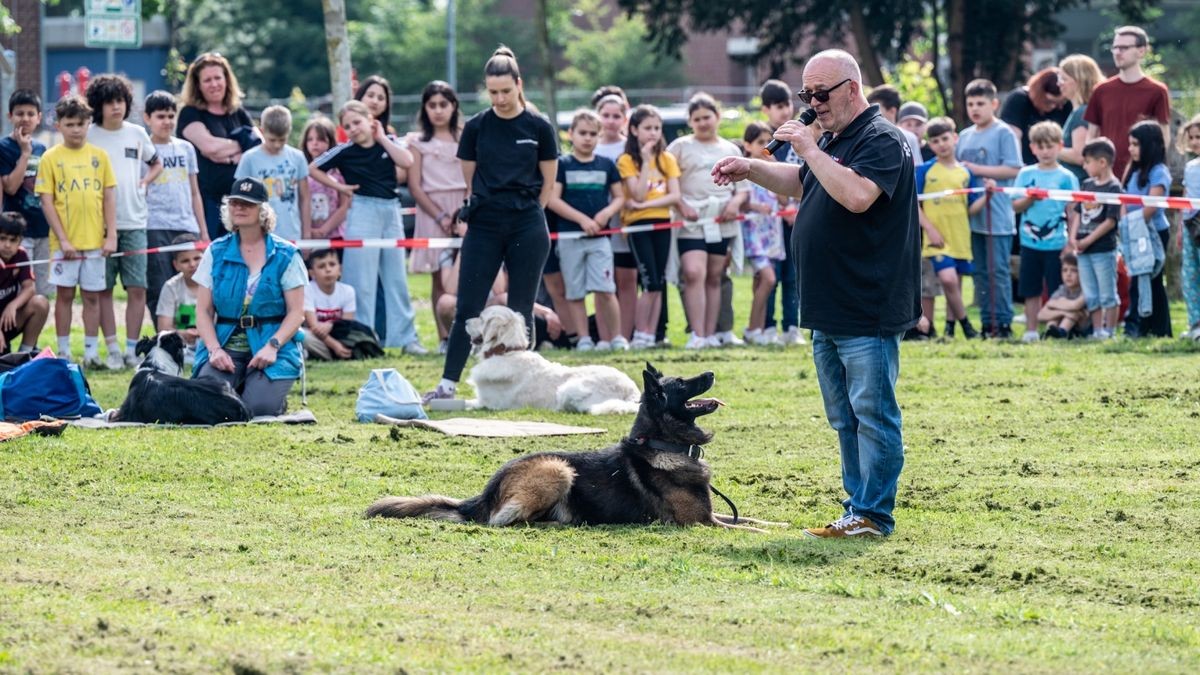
[228,177,268,205]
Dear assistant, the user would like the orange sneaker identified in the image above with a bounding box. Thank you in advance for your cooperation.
[802,514,884,538]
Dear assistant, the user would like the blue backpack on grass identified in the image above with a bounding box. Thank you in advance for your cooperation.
[0,358,103,421]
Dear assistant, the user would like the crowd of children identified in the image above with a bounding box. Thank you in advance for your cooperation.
[4,46,1200,367]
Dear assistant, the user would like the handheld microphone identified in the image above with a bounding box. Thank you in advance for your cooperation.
[763,108,818,157]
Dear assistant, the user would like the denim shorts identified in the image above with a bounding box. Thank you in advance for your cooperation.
[1077,249,1119,310]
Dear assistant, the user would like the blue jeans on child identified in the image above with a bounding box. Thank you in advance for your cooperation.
[1077,249,1119,312]
[811,330,905,534]
[971,232,1014,328]
[342,195,418,348]
[765,224,799,331]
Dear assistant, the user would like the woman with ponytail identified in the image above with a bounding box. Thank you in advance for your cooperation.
[423,46,559,404]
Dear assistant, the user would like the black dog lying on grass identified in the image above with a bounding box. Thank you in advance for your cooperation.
[114,332,251,425]
[367,363,785,532]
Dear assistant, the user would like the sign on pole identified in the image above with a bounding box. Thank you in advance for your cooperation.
[85,0,142,49]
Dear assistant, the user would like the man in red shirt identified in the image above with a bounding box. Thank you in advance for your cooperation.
[1085,25,1171,176]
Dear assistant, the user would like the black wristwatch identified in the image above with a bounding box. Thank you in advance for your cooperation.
[268,337,282,349]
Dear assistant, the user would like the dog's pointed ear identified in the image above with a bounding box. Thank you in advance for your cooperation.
[642,366,663,399]
[135,336,156,357]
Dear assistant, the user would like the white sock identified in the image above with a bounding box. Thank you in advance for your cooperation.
[57,336,71,356]
[84,336,99,358]
[126,338,139,353]
[105,336,121,354]
[438,378,457,393]
[17,344,35,353]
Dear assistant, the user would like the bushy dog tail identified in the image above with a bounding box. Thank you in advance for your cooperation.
[587,399,642,415]
[364,495,466,522]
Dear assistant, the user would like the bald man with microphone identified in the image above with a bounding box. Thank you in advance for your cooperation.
[713,49,920,538]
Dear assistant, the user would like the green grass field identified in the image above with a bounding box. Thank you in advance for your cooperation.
[2,274,1199,672]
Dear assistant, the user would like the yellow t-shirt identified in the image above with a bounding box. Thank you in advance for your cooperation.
[617,151,681,225]
[34,143,116,252]
[919,161,973,260]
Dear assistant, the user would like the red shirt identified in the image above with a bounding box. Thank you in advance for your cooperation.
[1083,75,1170,176]
[0,248,33,311]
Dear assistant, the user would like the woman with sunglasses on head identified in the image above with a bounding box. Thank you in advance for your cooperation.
[422,46,558,404]
[999,67,1073,165]
[178,53,261,241]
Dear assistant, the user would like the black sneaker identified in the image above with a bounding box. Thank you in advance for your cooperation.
[959,319,979,339]
[1044,325,1067,339]
[998,325,1013,339]
[943,320,956,338]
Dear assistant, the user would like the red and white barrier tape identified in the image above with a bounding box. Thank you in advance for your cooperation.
[9,185,1192,269]
[916,185,1200,210]
[1,211,798,269]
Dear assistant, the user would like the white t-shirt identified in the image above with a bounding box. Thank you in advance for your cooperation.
[156,273,198,325]
[87,122,158,230]
[303,280,357,322]
[595,138,629,252]
[146,138,201,232]
[665,134,749,239]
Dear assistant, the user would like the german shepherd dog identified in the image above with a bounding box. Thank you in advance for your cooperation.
[366,363,784,532]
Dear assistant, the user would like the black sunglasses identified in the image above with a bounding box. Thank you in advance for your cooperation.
[798,79,851,105]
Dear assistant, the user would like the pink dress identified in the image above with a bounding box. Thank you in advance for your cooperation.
[308,170,345,239]
[407,133,467,272]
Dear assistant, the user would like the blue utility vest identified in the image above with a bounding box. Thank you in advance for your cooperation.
[191,232,302,381]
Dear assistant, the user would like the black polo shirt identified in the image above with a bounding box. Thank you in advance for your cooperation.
[793,104,921,336]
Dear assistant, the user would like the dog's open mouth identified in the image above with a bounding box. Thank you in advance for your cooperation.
[684,398,725,415]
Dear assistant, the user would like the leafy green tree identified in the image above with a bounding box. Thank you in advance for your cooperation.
[617,0,1159,123]
[558,0,682,93]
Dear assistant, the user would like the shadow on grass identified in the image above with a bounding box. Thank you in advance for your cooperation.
[712,536,876,568]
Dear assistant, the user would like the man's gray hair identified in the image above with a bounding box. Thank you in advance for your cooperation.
[806,49,863,84]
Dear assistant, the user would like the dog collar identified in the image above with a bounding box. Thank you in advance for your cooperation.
[629,436,705,460]
[482,345,523,359]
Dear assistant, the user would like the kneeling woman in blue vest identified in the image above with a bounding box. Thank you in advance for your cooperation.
[192,177,307,417]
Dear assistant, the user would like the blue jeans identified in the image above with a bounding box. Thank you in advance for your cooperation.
[812,330,905,533]
[765,224,799,331]
[342,196,418,348]
[1077,249,1119,311]
[970,232,1014,328]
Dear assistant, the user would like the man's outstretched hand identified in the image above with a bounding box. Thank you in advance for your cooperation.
[711,156,751,187]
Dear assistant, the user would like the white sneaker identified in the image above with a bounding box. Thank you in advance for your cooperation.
[576,337,595,352]
[105,351,126,370]
[744,328,762,344]
[762,326,779,344]
[593,340,612,352]
[403,341,429,356]
[782,327,807,345]
[685,332,708,350]
[630,332,655,349]
[1021,330,1040,343]
[705,334,722,348]
[609,336,630,351]
[82,354,104,370]
[715,330,744,347]
[124,351,142,369]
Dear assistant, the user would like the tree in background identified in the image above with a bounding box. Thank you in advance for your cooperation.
[558,0,683,94]
[617,0,1159,124]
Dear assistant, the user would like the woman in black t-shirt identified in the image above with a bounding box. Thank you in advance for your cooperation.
[423,46,558,404]
[999,67,1073,165]
[177,53,261,240]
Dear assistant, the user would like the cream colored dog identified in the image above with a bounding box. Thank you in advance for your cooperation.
[464,306,641,414]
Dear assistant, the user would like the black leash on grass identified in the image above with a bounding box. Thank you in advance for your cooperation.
[710,484,739,524]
